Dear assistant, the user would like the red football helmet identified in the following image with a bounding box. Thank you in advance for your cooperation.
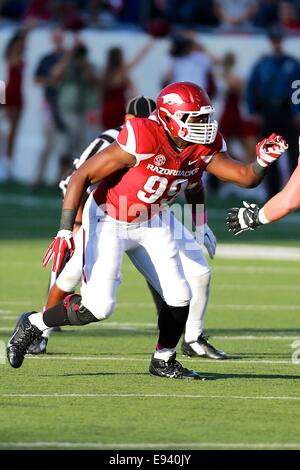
[156,82,218,145]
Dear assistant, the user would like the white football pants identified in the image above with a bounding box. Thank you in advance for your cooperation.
[56,195,211,341]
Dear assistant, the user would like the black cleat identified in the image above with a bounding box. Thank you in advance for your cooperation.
[182,334,228,360]
[149,352,204,380]
[27,336,48,355]
[7,312,42,368]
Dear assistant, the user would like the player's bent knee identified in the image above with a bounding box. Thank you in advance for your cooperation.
[164,279,191,307]
[64,294,99,325]
[81,297,116,321]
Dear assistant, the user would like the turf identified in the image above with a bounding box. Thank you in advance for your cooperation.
[0,189,300,450]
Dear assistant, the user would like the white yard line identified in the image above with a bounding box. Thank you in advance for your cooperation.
[0,393,300,401]
[0,355,294,365]
[213,266,300,274]
[0,441,299,449]
[216,244,300,260]
[214,284,300,290]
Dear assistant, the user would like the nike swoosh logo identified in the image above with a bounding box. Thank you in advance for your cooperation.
[188,159,198,165]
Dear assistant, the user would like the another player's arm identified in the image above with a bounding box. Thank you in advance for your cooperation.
[226,157,300,235]
[261,159,300,223]
[61,142,135,227]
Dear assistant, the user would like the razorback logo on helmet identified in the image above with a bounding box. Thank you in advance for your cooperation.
[162,93,184,105]
[154,154,167,166]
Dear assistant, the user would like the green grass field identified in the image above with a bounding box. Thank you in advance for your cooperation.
[0,186,300,450]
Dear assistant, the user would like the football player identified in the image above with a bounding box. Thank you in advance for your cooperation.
[226,138,299,234]
[7,82,287,379]
[28,95,224,361]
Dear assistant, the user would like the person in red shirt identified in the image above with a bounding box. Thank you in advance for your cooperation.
[2,29,27,181]
[100,41,155,129]
[7,82,287,379]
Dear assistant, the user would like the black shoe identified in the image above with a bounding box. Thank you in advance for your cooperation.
[149,352,204,380]
[7,312,42,368]
[27,336,48,355]
[182,334,228,360]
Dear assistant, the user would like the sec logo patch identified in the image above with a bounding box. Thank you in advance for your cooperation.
[154,154,166,166]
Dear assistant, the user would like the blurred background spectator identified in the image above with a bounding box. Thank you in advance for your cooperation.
[246,28,300,197]
[33,28,68,187]
[100,40,155,129]
[0,0,28,22]
[55,38,99,158]
[219,51,257,163]
[253,0,279,29]
[24,0,51,22]
[214,0,258,31]
[279,0,300,31]
[0,28,27,182]
[163,31,216,97]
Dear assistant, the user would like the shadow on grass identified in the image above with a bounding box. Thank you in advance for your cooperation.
[198,372,300,380]
[37,371,300,380]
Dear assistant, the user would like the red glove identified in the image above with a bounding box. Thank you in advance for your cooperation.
[42,230,75,273]
[256,133,288,168]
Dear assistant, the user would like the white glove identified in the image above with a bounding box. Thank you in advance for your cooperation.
[204,223,217,259]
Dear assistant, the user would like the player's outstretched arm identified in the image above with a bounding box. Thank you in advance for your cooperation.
[206,134,288,188]
[261,157,300,222]
[226,156,300,235]
[43,142,136,272]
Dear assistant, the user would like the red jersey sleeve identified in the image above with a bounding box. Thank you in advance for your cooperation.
[117,118,157,166]
[198,131,227,165]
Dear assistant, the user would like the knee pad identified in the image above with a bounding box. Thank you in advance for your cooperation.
[64,294,99,325]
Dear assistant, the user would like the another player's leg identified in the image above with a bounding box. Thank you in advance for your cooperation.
[26,270,61,355]
[172,213,228,359]
[146,281,164,317]
[128,217,204,380]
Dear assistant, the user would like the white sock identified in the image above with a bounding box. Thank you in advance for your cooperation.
[184,272,211,343]
[29,312,48,332]
[42,328,53,339]
[154,347,176,361]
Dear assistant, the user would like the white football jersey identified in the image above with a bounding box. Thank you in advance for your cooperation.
[59,127,121,196]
